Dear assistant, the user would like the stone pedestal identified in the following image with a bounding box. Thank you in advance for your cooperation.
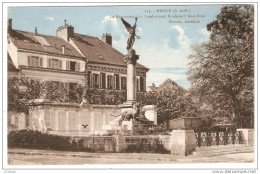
[114,134,127,152]
[237,128,254,146]
[170,129,196,156]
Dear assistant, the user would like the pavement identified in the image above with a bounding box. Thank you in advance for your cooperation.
[7,148,255,165]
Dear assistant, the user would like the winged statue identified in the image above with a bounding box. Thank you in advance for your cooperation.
[121,17,141,51]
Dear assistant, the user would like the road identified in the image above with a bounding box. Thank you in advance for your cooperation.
[7,148,254,165]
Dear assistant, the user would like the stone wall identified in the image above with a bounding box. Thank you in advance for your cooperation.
[28,101,121,135]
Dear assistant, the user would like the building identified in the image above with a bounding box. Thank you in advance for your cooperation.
[7,19,150,134]
[146,83,158,93]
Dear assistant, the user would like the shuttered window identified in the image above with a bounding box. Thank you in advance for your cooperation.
[140,77,144,92]
[93,74,99,88]
[121,77,127,90]
[107,75,114,89]
[115,74,120,90]
[87,71,91,87]
[137,78,140,92]
[100,73,106,89]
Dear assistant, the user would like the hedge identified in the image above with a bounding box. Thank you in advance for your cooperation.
[8,129,93,152]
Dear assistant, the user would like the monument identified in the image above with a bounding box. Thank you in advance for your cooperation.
[102,17,157,134]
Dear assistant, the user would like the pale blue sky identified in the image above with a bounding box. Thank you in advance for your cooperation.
[8,5,222,88]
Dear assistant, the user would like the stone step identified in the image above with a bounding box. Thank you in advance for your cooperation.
[195,144,249,152]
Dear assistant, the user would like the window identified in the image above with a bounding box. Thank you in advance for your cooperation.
[107,75,114,89]
[100,73,106,89]
[47,59,62,69]
[136,78,140,92]
[93,74,99,88]
[66,61,80,71]
[88,71,91,87]
[70,62,76,71]
[115,74,120,90]
[28,56,43,67]
[121,76,127,90]
[140,77,144,92]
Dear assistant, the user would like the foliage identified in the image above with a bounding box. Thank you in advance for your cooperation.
[8,129,93,152]
[188,5,254,128]
[8,77,45,114]
[138,79,199,127]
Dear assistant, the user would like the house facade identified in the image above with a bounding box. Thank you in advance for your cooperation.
[7,19,150,134]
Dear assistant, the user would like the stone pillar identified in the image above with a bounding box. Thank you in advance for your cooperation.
[237,129,254,146]
[114,134,127,152]
[170,129,196,156]
[127,63,136,101]
[121,48,139,108]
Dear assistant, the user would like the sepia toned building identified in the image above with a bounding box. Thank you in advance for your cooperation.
[7,19,150,134]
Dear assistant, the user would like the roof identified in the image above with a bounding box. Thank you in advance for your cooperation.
[8,53,18,71]
[72,33,148,70]
[8,30,84,58]
[8,29,149,70]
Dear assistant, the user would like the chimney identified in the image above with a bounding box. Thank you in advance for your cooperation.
[101,33,112,46]
[8,18,12,31]
[56,19,74,41]
[61,45,65,54]
[35,27,38,35]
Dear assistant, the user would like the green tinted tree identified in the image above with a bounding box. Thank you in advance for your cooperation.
[188,5,254,128]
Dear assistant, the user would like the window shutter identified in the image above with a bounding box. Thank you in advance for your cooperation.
[140,77,144,92]
[59,60,62,69]
[112,76,115,89]
[77,62,80,71]
[97,74,100,88]
[66,61,70,70]
[47,59,51,68]
[136,78,140,92]
[90,73,93,88]
[87,71,91,87]
[39,58,43,67]
[115,74,119,90]
[28,56,31,66]
[101,73,106,89]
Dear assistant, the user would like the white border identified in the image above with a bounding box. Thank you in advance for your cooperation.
[1,1,259,173]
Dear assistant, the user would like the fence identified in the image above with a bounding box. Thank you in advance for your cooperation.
[194,130,242,147]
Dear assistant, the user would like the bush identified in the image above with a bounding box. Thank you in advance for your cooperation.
[8,130,93,152]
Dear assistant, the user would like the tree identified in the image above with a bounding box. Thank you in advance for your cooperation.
[188,5,254,128]
[138,79,199,128]
[8,77,45,114]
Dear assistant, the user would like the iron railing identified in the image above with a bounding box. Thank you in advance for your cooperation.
[195,131,242,147]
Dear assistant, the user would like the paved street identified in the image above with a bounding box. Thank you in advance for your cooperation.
[8,148,254,165]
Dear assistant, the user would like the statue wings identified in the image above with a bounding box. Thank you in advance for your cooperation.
[121,17,132,32]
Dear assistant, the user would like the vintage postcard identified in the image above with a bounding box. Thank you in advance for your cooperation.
[2,1,258,174]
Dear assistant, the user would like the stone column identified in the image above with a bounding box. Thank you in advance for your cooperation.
[127,63,136,102]
[121,49,139,108]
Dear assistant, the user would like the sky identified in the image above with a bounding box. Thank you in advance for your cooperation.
[8,5,222,89]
